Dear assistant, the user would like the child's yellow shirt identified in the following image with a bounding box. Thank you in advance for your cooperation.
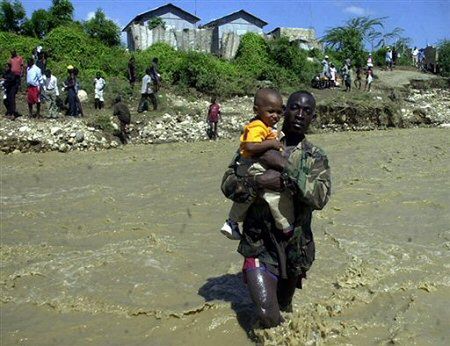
[240,119,277,158]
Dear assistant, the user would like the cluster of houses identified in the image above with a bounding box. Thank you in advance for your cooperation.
[123,3,322,59]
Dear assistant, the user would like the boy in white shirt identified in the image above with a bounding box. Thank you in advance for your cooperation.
[42,69,59,118]
[93,72,106,109]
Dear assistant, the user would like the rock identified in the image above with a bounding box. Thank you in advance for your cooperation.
[19,126,30,132]
[58,144,69,152]
[51,127,62,135]
[12,149,21,154]
[75,131,84,143]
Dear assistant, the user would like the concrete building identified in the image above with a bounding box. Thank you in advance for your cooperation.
[201,10,268,58]
[122,3,200,51]
[267,27,322,51]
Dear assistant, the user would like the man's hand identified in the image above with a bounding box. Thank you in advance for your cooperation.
[255,169,284,192]
[259,149,288,172]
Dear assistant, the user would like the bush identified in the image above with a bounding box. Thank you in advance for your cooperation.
[0,31,39,62]
[438,40,450,77]
[235,33,269,79]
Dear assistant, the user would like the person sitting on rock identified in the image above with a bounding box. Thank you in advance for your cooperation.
[113,95,131,144]
[93,72,106,110]
[220,88,294,241]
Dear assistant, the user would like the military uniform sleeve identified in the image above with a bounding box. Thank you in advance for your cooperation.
[285,144,331,210]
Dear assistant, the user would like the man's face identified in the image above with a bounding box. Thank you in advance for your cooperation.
[254,94,283,128]
[284,93,316,135]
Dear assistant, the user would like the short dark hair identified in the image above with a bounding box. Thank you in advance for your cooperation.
[145,67,152,75]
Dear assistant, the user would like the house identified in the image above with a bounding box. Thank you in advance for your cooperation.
[122,3,200,51]
[201,10,268,56]
[267,27,322,51]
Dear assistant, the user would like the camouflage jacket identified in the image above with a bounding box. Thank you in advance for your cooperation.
[233,137,332,279]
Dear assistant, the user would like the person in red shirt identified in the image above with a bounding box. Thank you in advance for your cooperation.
[7,51,23,117]
[206,96,221,140]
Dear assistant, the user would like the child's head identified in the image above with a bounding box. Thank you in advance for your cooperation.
[253,88,283,128]
[45,69,51,78]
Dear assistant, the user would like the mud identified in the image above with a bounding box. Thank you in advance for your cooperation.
[1,128,449,345]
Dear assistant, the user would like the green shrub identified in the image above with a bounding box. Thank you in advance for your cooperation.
[438,40,450,77]
[0,31,39,62]
[235,33,269,79]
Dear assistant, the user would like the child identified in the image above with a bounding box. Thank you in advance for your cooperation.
[329,63,337,88]
[42,69,59,118]
[221,88,295,240]
[207,96,221,140]
[365,67,374,92]
[113,95,131,144]
[94,72,106,109]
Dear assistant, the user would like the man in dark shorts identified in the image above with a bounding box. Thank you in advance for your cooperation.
[221,91,331,328]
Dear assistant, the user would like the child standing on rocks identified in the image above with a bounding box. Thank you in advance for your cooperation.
[220,88,295,240]
[207,96,221,140]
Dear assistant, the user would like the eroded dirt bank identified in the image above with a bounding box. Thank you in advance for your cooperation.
[1,128,449,345]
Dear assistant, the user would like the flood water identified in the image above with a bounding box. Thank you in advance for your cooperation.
[1,128,449,345]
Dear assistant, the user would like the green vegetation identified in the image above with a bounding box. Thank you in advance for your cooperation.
[438,40,450,77]
[322,16,408,67]
[1,26,321,98]
[148,17,166,30]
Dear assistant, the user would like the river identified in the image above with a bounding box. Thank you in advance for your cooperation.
[1,128,449,345]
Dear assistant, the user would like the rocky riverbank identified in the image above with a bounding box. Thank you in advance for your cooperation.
[1,81,449,154]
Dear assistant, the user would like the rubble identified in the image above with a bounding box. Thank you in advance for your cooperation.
[0,87,448,154]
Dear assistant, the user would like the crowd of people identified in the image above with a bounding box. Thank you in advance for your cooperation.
[1,47,165,144]
[314,54,374,92]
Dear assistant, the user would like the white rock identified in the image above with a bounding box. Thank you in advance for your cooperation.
[51,127,62,135]
[19,126,30,132]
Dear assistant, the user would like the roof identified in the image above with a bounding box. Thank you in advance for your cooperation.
[122,3,200,31]
[201,10,268,28]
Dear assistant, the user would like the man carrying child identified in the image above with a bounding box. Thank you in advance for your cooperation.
[221,88,294,240]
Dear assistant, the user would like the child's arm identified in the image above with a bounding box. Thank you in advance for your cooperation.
[242,139,283,156]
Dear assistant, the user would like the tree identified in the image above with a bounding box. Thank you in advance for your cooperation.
[49,0,74,27]
[0,0,26,33]
[22,9,52,38]
[83,8,120,47]
[438,40,450,77]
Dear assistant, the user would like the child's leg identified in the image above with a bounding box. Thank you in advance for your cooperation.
[262,190,295,233]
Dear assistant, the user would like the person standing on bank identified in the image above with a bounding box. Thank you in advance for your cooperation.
[221,91,331,328]
[137,68,157,112]
[42,69,59,118]
[207,96,221,140]
[26,58,43,118]
[93,72,106,110]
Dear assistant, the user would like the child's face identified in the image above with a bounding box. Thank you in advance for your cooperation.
[254,94,283,128]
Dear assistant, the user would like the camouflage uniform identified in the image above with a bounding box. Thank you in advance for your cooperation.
[223,137,331,280]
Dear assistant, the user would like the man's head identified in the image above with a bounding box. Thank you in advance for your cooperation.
[145,67,151,75]
[283,91,316,137]
[253,88,283,128]
[11,50,17,58]
[152,57,159,64]
[45,69,51,78]
[114,95,122,104]
[28,58,35,67]
[96,72,101,78]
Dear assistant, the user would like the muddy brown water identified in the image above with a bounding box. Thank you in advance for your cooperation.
[1,128,449,345]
